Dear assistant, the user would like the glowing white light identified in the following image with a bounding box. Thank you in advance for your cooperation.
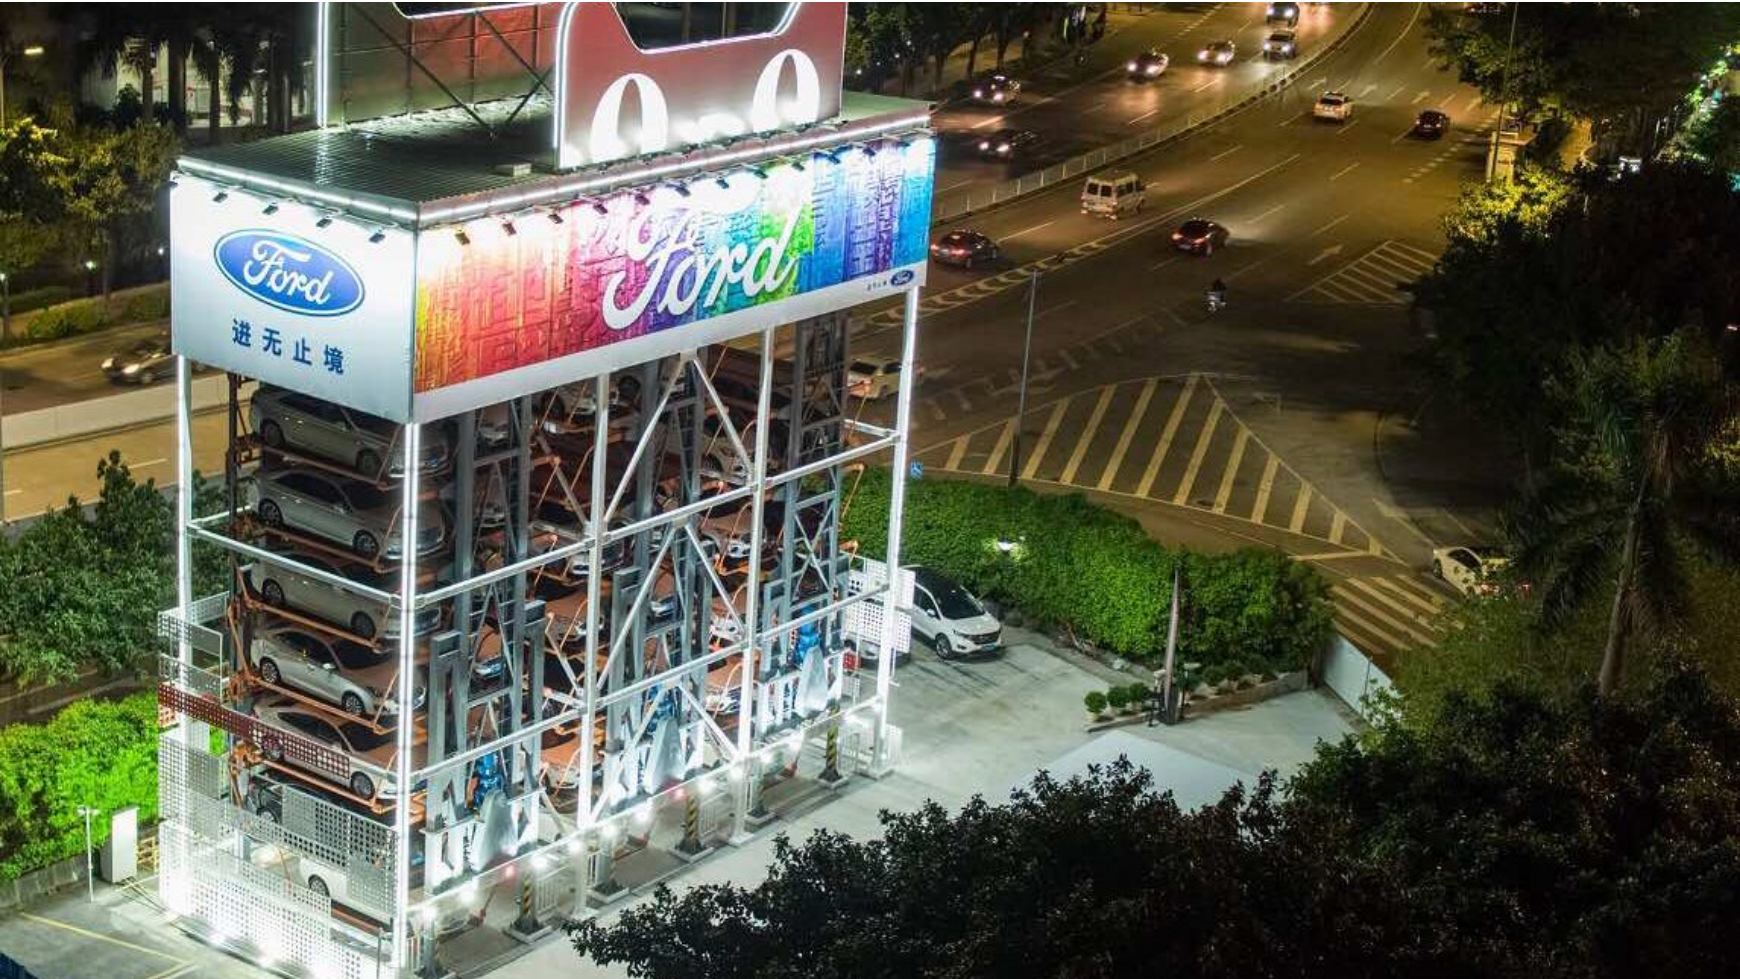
[601,821,621,841]
[567,836,586,855]
[634,802,653,826]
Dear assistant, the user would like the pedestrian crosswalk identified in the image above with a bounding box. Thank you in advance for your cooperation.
[917,373,1392,557]
[1329,572,1451,667]
[1286,239,1437,305]
[863,232,1129,330]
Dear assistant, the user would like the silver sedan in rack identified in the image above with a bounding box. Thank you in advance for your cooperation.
[244,555,441,640]
[251,384,449,478]
[248,626,423,719]
[251,467,447,560]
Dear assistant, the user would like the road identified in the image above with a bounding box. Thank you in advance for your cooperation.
[849,1,1509,669]
[0,5,1366,422]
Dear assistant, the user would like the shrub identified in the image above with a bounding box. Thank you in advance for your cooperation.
[842,469,1333,671]
[1125,682,1152,706]
[0,692,160,881]
[8,285,72,316]
[1201,663,1228,688]
[14,284,169,345]
[1083,690,1108,716]
[1106,685,1131,712]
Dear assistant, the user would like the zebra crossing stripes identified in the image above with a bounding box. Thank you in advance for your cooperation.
[1330,573,1450,665]
[918,373,1392,557]
[1287,239,1438,305]
[862,236,1126,330]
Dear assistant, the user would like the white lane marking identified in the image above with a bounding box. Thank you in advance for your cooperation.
[1358,83,1378,98]
[134,457,169,468]
[1060,386,1118,485]
[1386,84,1405,101]
[944,437,970,471]
[1036,299,1079,320]
[1003,219,1057,242]
[1411,89,1431,104]
[1137,374,1199,498]
[3,488,20,497]
[1128,106,1163,126]
[1213,427,1250,514]
[1021,398,1075,480]
[1192,78,1218,93]
[1249,202,1286,224]
[1099,378,1159,491]
[1330,162,1360,180]
[981,418,1018,477]
[1209,144,1244,162]
[1172,398,1226,505]
[1333,119,1361,135]
[1226,257,1267,281]
[1151,255,1185,271]
[1371,2,1425,65]
[1309,213,1353,238]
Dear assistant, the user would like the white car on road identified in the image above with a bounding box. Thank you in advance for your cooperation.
[848,358,921,400]
[1313,91,1353,122]
[1432,545,1510,596]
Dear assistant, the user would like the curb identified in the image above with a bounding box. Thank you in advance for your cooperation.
[931,2,1379,227]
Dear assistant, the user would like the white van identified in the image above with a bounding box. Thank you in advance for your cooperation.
[1081,171,1147,219]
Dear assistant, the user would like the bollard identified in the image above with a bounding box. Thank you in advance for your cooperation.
[818,716,844,785]
[674,790,705,856]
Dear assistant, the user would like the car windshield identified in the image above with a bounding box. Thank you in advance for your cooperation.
[350,412,397,437]
[1212,42,1233,51]
[331,641,384,671]
[1322,94,1346,104]
[851,362,879,376]
[128,341,160,356]
[930,580,984,620]
[1182,221,1211,236]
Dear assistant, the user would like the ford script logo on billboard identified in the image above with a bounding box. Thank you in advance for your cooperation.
[214,230,365,317]
[890,269,915,287]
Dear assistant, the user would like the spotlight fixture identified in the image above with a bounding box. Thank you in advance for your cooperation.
[211,190,228,203]
[790,159,806,172]
[591,201,609,216]
[454,229,471,246]
[861,143,878,158]
[749,166,768,180]
[633,192,650,206]
[715,177,731,190]
[368,229,386,244]
[262,202,279,215]
[315,215,333,228]
[664,182,691,198]
[501,220,516,237]
[547,209,564,225]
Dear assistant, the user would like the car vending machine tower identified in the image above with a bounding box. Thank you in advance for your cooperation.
[154,3,931,976]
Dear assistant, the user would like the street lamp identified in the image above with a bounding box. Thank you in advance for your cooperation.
[77,806,98,902]
[83,259,98,297]
[1006,272,1039,487]
[0,44,46,128]
[156,244,168,281]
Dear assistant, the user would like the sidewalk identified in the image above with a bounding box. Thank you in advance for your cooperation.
[0,629,1354,979]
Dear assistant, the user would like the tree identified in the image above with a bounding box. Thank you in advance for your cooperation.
[50,120,177,301]
[571,666,1740,979]
[1683,95,1740,179]
[1426,4,1740,155]
[1504,331,1740,696]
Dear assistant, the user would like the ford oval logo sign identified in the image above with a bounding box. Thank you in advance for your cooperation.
[213,230,365,318]
[890,269,915,287]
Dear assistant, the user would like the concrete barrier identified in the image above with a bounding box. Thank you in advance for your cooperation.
[1321,635,1394,722]
[1,375,246,451]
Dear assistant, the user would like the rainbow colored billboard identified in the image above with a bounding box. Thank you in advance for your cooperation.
[411,139,933,420]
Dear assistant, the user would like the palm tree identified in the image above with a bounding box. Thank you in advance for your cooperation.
[1505,331,1740,696]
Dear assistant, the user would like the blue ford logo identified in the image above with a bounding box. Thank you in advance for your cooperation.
[214,230,365,318]
[891,269,915,287]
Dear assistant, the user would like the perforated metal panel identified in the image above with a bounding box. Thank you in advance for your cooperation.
[842,557,913,655]
[159,654,226,702]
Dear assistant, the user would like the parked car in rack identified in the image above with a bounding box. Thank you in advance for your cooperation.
[245,554,441,641]
[252,384,450,478]
[253,700,423,801]
[101,333,174,385]
[251,467,448,560]
[908,566,1003,659]
[248,626,422,719]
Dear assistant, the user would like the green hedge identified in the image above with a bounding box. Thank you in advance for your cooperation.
[0,692,159,881]
[843,469,1333,672]
[8,285,73,316]
[12,285,169,344]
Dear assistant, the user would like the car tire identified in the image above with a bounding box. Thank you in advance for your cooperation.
[356,449,382,478]
[928,632,951,659]
[306,874,329,898]
[261,420,285,449]
[349,772,375,799]
[258,499,284,528]
[259,658,282,685]
[261,579,285,606]
[258,802,281,825]
[1203,242,1215,257]
[351,611,377,640]
[341,691,366,717]
[1432,559,1444,578]
[353,531,381,559]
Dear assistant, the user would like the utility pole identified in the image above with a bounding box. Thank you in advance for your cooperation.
[78,806,98,902]
[1487,3,1521,182]
[1007,272,1038,487]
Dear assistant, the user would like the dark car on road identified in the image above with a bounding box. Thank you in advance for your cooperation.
[1266,2,1300,27]
[970,73,1021,105]
[1412,109,1451,139]
[976,128,1039,161]
[1126,48,1169,79]
[1171,218,1230,255]
[930,230,1000,269]
[102,333,173,385]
